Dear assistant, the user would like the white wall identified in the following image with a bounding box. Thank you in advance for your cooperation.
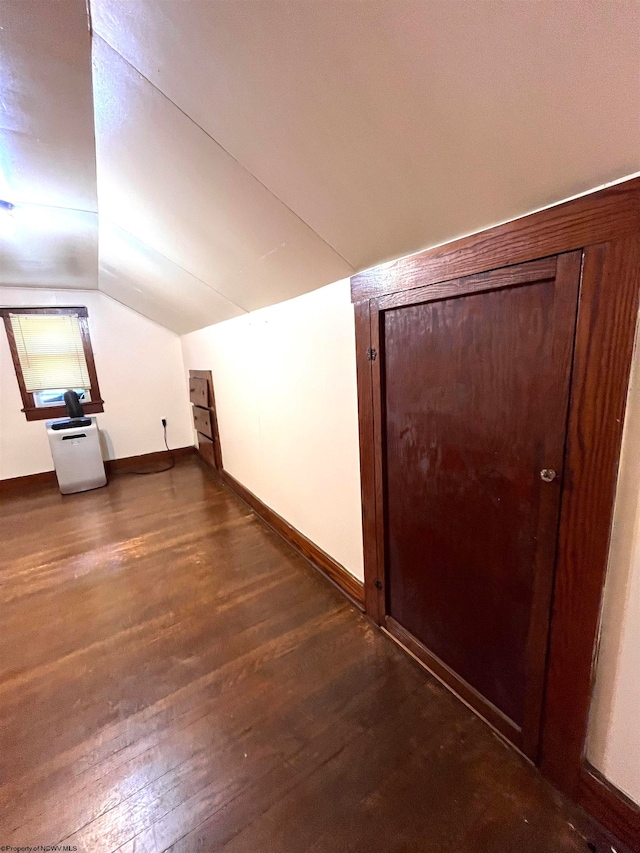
[180,279,364,581]
[0,288,193,480]
[587,312,640,805]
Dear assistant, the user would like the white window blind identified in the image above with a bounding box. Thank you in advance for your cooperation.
[9,313,91,393]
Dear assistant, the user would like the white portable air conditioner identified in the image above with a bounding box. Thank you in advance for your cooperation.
[46,417,107,494]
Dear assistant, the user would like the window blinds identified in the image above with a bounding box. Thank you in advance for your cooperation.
[9,313,91,392]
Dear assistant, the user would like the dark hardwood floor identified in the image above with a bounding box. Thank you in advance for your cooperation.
[0,456,624,852]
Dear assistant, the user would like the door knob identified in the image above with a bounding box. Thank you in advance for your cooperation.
[540,468,557,482]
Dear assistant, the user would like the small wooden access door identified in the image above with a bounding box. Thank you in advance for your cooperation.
[373,253,581,760]
[189,369,222,470]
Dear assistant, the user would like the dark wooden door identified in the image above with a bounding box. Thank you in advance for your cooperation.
[380,253,581,758]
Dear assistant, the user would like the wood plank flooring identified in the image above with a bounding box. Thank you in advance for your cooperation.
[0,456,624,852]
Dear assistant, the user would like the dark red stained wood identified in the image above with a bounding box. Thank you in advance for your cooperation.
[521,251,584,758]
[189,369,223,469]
[578,765,640,853]
[353,301,382,620]
[382,257,580,756]
[369,305,387,624]
[375,255,558,311]
[541,235,640,793]
[197,433,216,468]
[351,177,640,303]
[385,614,521,746]
[192,404,214,439]
[189,376,209,408]
[23,401,104,421]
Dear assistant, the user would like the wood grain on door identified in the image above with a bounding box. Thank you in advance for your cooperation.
[382,254,581,757]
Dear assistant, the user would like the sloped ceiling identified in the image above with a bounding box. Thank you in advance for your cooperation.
[92,35,351,322]
[1,0,639,333]
[0,0,97,290]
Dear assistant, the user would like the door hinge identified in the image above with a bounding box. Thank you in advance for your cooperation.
[367,347,377,362]
[374,579,383,590]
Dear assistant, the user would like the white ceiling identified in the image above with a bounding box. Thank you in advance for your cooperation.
[1,0,639,332]
[0,0,98,290]
[92,35,351,317]
[98,221,245,335]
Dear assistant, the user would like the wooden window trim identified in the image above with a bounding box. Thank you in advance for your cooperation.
[0,306,104,421]
[351,176,640,848]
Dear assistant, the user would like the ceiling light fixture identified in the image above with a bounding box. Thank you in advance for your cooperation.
[0,198,16,239]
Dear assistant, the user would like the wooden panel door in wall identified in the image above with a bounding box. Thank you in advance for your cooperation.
[379,253,581,759]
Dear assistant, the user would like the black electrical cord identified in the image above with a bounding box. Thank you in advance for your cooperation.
[131,422,175,475]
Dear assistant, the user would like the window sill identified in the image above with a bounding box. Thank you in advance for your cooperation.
[22,401,105,422]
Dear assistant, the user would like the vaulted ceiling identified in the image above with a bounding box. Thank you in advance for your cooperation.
[1,0,639,333]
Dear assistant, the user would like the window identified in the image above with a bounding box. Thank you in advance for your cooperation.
[1,307,103,421]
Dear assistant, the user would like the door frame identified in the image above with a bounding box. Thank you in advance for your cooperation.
[351,177,640,807]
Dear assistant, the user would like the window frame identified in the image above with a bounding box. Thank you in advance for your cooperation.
[1,306,104,421]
